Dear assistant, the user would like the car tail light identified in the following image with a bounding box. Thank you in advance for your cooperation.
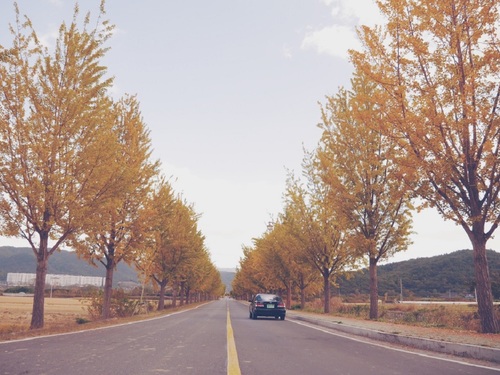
[277,302,285,308]
[256,303,265,307]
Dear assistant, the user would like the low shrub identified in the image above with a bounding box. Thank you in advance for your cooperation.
[378,303,483,331]
[298,297,495,331]
[86,289,142,319]
[336,303,370,318]
[3,286,33,294]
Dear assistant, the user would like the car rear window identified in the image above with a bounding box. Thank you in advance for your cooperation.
[257,294,282,302]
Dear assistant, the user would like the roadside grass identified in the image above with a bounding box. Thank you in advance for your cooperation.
[0,296,89,340]
[303,297,497,332]
[2,295,497,342]
[378,303,482,331]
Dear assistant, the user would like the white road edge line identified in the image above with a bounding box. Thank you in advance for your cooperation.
[288,318,500,372]
[0,301,212,344]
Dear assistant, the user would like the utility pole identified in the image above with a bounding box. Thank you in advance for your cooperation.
[399,277,403,302]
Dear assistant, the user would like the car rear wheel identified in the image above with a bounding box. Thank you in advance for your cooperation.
[249,312,253,319]
[280,316,285,320]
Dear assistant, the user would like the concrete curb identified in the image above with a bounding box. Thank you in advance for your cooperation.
[289,314,500,364]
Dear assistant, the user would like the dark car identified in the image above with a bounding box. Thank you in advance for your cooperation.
[249,293,286,320]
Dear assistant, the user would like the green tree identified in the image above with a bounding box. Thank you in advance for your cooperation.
[317,71,414,319]
[351,0,500,333]
[0,3,118,329]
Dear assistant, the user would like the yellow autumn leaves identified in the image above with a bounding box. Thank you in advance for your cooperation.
[0,2,224,329]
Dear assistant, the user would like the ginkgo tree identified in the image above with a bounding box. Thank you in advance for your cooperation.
[182,247,223,303]
[351,0,500,332]
[232,214,322,308]
[199,264,226,301]
[316,71,414,319]
[255,217,321,309]
[284,173,359,313]
[69,95,159,319]
[0,3,120,329]
[137,180,211,310]
[232,245,270,300]
[135,181,174,310]
[234,169,360,312]
[253,222,295,308]
[174,227,206,307]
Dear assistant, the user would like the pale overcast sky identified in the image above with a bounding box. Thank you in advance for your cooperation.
[1,0,498,269]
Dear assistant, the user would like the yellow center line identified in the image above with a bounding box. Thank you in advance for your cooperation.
[227,304,242,375]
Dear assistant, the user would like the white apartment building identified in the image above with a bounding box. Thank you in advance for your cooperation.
[7,273,104,287]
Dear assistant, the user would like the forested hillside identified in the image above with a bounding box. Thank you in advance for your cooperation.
[2,247,498,299]
[0,246,139,283]
[337,250,500,299]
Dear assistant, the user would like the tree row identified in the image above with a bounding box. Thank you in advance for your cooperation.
[233,0,500,333]
[0,2,224,329]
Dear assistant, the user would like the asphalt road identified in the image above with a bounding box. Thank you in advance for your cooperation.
[0,298,498,375]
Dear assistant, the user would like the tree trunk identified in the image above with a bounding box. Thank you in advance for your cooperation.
[179,281,185,306]
[30,243,49,329]
[300,288,306,309]
[323,271,331,313]
[157,279,167,310]
[369,257,378,320]
[172,282,178,307]
[102,261,114,319]
[471,237,499,333]
[299,274,306,309]
[286,280,292,309]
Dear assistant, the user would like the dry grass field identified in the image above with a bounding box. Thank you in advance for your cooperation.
[0,295,195,342]
[0,296,90,340]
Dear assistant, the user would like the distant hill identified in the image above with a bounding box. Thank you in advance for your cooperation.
[337,249,500,299]
[3,247,498,298]
[0,246,139,283]
[0,246,237,292]
[219,270,236,293]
